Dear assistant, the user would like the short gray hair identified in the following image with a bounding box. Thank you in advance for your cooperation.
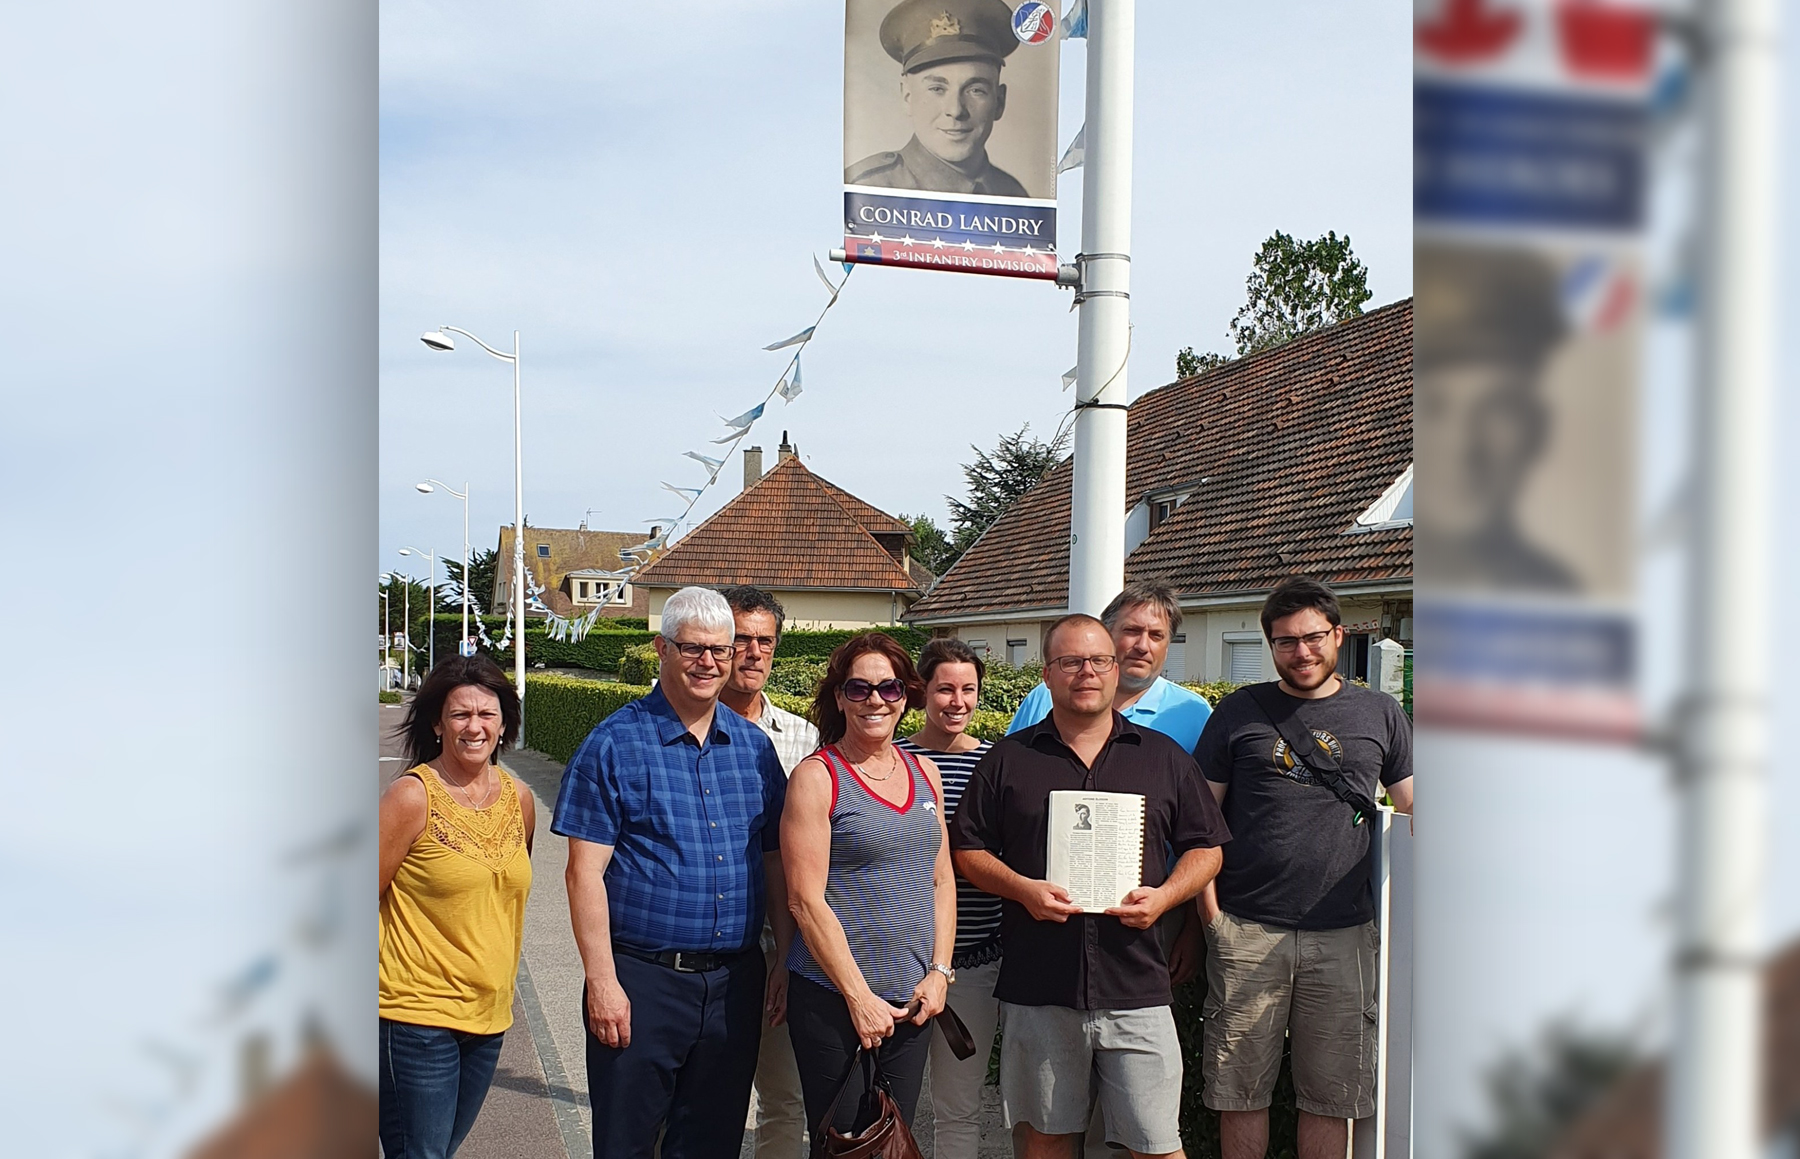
[1100,580,1183,636]
[659,586,734,640]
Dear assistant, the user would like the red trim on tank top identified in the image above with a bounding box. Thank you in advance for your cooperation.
[827,744,915,814]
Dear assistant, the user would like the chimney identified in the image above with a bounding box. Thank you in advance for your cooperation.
[778,430,796,462]
[743,446,763,490]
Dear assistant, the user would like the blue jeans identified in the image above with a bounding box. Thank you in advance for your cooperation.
[379,1018,505,1159]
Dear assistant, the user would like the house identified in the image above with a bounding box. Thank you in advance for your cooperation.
[493,523,664,620]
[904,299,1413,683]
[1546,937,1800,1158]
[185,1040,377,1159]
[631,438,933,630]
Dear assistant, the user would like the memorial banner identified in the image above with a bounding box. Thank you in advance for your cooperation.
[842,0,1061,279]
[1412,0,1654,741]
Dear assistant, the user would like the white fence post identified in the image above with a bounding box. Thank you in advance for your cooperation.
[1354,806,1414,1159]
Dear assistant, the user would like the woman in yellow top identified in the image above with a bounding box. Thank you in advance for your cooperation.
[380,655,534,1159]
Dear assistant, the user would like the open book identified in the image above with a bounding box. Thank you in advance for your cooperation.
[1046,790,1147,913]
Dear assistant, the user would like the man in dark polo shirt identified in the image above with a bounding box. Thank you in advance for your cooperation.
[951,613,1230,1159]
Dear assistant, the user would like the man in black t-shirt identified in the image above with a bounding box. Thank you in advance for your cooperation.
[1192,577,1413,1159]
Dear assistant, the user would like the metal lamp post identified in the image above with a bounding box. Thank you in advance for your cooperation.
[379,579,392,687]
[417,479,472,655]
[399,547,437,676]
[422,325,526,726]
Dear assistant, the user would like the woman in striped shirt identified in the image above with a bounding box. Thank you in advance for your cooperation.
[782,633,957,1135]
[897,638,1001,1159]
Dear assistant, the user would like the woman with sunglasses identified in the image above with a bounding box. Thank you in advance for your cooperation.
[894,638,1000,1159]
[781,632,956,1136]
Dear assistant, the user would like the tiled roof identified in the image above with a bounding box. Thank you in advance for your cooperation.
[495,526,661,602]
[187,1045,377,1159]
[907,299,1413,622]
[633,456,922,592]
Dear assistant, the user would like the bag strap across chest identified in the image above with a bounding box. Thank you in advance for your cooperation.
[1246,683,1378,826]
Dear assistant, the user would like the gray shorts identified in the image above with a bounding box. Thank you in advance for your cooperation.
[997,1003,1183,1155]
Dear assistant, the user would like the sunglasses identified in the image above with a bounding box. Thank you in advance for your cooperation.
[841,678,908,703]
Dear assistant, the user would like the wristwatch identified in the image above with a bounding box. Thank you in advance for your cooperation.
[926,962,956,985]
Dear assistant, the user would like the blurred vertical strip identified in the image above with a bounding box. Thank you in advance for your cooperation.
[0,0,374,1155]
[1668,0,1777,1155]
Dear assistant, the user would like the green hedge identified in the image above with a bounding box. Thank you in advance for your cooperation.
[774,626,928,659]
[618,644,659,685]
[521,675,652,762]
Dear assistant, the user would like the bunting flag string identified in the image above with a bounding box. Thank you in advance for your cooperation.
[1057,124,1086,174]
[643,258,857,552]
[1061,0,1087,39]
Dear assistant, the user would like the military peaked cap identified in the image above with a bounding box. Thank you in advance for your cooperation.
[880,0,1021,73]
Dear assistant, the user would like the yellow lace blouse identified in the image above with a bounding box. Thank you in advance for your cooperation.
[379,765,532,1034]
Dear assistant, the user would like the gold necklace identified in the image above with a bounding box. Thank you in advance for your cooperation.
[436,760,495,809]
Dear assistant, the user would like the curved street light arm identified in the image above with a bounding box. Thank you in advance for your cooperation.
[420,478,468,500]
[440,325,517,364]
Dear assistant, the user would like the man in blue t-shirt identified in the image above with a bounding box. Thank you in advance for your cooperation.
[1008,581,1212,752]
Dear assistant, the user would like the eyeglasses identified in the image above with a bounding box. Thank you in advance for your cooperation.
[1047,654,1118,675]
[842,678,908,703]
[671,641,735,663]
[1270,629,1337,654]
[733,633,777,653]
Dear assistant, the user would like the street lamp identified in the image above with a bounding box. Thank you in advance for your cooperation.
[417,479,472,656]
[421,325,525,727]
[379,577,392,688]
[399,547,437,675]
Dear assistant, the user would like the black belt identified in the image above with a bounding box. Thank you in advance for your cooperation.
[614,944,750,974]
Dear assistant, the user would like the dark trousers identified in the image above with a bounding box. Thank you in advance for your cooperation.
[585,949,765,1159]
[378,1018,505,1159]
[785,973,932,1136]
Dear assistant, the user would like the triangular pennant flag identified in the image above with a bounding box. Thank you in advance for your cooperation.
[763,327,815,351]
[721,401,765,429]
[684,451,724,471]
[813,256,841,298]
[1061,0,1087,39]
[712,428,751,445]
[1061,365,1078,391]
[778,358,804,402]
[661,482,704,500]
[1057,124,1085,174]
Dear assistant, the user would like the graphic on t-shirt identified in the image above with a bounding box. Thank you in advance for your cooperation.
[1271,729,1344,786]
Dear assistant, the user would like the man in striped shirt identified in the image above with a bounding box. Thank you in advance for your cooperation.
[718,586,819,1159]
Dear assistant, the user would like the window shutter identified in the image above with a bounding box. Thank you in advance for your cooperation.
[1227,640,1264,683]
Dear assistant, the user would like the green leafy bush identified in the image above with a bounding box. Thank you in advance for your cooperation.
[768,692,815,719]
[976,659,1043,713]
[1181,681,1244,708]
[379,689,401,705]
[520,675,652,762]
[617,644,659,685]
[774,626,927,659]
[766,658,827,699]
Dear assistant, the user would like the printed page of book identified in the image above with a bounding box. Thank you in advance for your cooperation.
[1045,790,1147,912]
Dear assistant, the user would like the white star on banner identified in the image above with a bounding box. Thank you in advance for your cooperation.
[992,242,1005,254]
[869,232,884,243]
[901,235,915,247]
[931,236,945,249]
[1023,245,1036,256]
[962,239,976,252]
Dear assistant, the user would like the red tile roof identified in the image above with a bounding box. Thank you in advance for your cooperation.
[633,456,923,592]
[907,299,1413,622]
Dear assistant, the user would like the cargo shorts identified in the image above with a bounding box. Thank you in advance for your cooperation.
[1200,911,1378,1120]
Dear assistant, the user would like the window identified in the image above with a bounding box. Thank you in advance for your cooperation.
[1226,639,1264,683]
[1164,634,1187,682]
[966,639,990,656]
[1007,639,1028,666]
[537,544,551,558]
[609,583,632,607]
[577,581,589,600]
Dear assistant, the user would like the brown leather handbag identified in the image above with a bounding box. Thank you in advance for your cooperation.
[810,1049,923,1159]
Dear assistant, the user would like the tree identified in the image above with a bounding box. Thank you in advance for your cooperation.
[442,547,499,612]
[899,513,954,575]
[1458,1024,1641,1159]
[942,423,1071,569]
[1176,230,1373,373]
[1175,346,1232,379]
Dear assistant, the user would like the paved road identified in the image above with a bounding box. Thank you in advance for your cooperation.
[380,702,1012,1159]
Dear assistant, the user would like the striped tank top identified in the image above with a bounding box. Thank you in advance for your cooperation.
[788,744,941,1004]
[896,737,1002,967]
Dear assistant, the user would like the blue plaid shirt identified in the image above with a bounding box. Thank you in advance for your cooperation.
[552,686,787,955]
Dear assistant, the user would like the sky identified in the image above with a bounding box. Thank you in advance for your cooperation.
[376,0,1416,583]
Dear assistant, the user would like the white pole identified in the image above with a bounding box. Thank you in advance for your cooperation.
[1067,0,1134,617]
[461,482,470,654]
[403,580,411,689]
[1670,1,1776,1156]
[427,552,436,675]
[512,330,526,732]
[383,589,390,676]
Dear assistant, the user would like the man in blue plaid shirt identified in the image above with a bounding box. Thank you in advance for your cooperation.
[555,586,793,1159]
